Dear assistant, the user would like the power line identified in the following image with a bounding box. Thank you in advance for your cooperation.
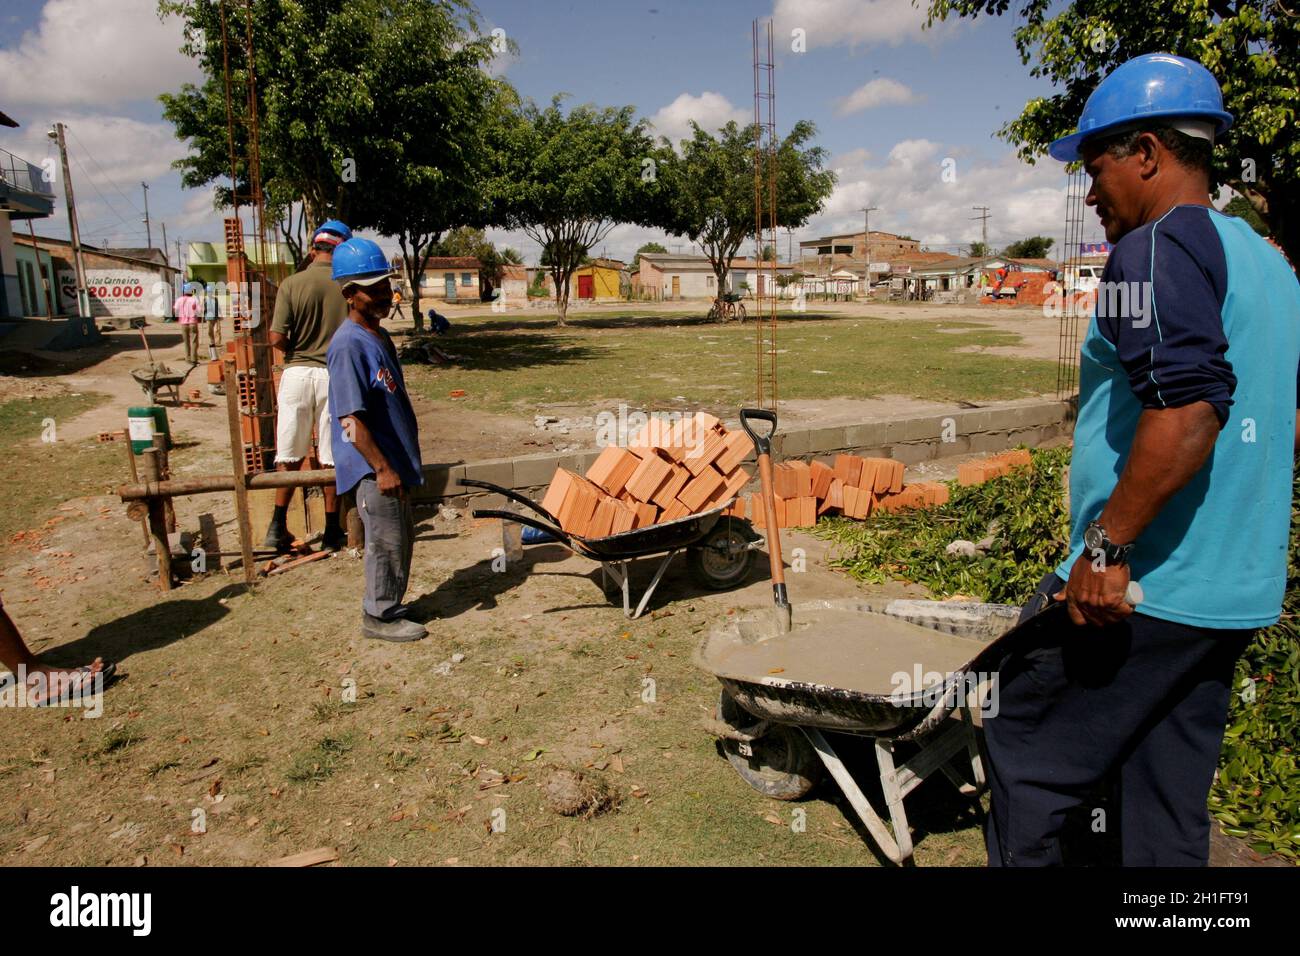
[66,127,145,216]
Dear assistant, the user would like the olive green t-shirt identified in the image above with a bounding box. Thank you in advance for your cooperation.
[271,259,348,368]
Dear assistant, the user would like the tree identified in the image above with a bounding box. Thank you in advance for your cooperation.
[159,0,512,326]
[926,0,1300,268]
[660,120,835,316]
[1003,236,1055,259]
[968,241,990,258]
[633,241,668,269]
[760,243,777,261]
[491,98,671,324]
[1223,195,1269,236]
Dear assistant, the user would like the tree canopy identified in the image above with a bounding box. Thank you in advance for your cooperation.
[1003,236,1054,259]
[159,0,512,326]
[926,0,1300,266]
[490,98,672,323]
[659,120,835,310]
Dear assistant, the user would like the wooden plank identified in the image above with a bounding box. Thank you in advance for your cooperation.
[267,846,339,868]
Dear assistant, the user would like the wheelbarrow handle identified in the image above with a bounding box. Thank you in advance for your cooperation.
[739,407,777,456]
[470,508,574,549]
[458,478,560,526]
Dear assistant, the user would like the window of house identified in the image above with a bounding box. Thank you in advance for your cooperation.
[461,272,473,286]
[707,275,714,287]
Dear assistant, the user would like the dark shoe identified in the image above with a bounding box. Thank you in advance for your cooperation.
[262,521,293,553]
[362,613,427,643]
[320,528,347,553]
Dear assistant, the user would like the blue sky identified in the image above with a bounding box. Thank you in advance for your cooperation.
[0,0,1108,264]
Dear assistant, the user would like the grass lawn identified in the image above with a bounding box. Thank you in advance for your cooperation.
[0,393,120,542]
[403,311,1056,415]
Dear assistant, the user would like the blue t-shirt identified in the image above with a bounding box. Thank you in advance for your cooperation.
[327,319,424,495]
[1057,205,1300,628]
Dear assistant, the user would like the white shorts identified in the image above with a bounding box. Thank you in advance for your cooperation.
[274,365,334,465]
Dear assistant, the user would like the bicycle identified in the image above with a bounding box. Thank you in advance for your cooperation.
[707,292,748,323]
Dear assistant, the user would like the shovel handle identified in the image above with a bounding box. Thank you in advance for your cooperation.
[739,408,777,457]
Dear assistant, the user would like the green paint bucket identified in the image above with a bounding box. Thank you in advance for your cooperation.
[128,405,172,455]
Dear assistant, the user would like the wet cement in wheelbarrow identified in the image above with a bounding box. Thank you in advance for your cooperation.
[709,608,987,694]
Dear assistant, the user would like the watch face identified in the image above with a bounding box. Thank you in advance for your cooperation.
[1084,524,1103,550]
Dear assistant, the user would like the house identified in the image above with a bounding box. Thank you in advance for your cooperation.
[570,257,625,300]
[635,253,794,300]
[1,130,57,320]
[185,239,293,286]
[421,256,481,301]
[496,263,529,306]
[798,230,921,270]
[20,234,182,319]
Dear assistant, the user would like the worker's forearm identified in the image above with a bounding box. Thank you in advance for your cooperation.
[340,414,392,476]
[269,331,288,365]
[1098,403,1221,545]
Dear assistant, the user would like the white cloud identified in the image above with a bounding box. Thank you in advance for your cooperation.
[837,78,922,115]
[648,92,750,147]
[798,141,1087,254]
[2,113,180,186]
[773,0,959,50]
[887,138,940,166]
[0,0,200,109]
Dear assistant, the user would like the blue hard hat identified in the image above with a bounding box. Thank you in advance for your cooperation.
[313,218,352,243]
[331,237,394,285]
[1049,53,1233,162]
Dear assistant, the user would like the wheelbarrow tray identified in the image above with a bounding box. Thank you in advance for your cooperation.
[696,599,1023,738]
[131,364,191,388]
[460,476,737,558]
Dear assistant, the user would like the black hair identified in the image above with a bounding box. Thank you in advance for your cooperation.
[1098,124,1213,176]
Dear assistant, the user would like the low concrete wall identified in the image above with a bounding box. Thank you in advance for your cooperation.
[414,398,1076,509]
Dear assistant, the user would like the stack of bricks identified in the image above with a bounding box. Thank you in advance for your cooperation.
[537,412,754,539]
[956,448,1033,486]
[749,453,951,529]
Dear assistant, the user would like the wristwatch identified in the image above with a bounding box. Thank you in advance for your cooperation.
[1084,520,1132,566]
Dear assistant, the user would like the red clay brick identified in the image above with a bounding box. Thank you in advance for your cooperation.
[678,466,726,512]
[714,429,754,473]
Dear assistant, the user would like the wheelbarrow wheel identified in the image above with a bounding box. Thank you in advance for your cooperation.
[688,522,754,590]
[718,689,822,800]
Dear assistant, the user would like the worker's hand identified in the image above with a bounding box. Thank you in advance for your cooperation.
[1055,552,1133,627]
[375,464,404,498]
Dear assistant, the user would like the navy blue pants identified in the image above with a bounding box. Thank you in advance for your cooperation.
[983,573,1252,866]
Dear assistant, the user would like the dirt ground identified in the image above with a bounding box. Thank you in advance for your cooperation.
[1,307,1282,867]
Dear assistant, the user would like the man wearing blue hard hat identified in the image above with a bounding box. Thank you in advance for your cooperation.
[984,53,1300,865]
[327,237,426,642]
[264,218,353,554]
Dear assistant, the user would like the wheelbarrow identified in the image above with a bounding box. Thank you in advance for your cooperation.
[697,586,1141,865]
[461,477,763,618]
[131,328,196,405]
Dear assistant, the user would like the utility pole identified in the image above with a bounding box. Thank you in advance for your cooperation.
[971,205,991,255]
[161,221,169,266]
[860,204,878,293]
[48,123,90,319]
[141,182,152,250]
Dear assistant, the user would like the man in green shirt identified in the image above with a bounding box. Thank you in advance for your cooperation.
[263,219,351,552]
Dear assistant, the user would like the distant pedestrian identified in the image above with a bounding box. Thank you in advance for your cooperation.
[173,283,201,363]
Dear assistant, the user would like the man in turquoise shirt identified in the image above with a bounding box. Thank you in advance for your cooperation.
[983,54,1300,866]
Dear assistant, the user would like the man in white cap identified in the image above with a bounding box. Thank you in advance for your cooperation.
[263,219,352,553]
[983,53,1300,866]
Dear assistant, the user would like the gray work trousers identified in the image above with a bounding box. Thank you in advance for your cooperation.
[356,477,414,620]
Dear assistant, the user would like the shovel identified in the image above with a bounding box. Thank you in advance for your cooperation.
[740,408,791,634]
